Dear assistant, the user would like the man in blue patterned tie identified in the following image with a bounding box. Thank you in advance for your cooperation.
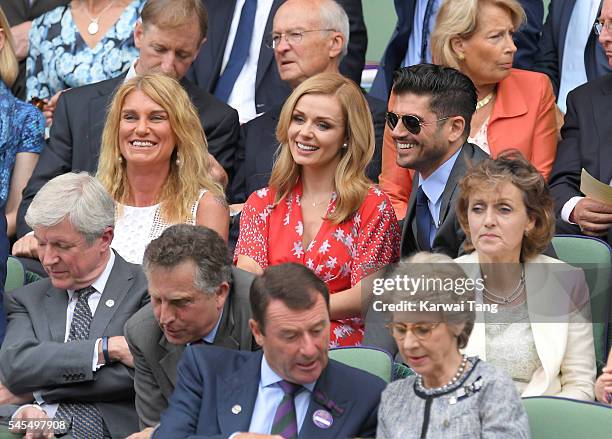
[0,172,149,439]
[152,263,385,439]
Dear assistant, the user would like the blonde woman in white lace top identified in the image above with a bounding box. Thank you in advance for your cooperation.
[455,152,596,400]
[97,73,228,263]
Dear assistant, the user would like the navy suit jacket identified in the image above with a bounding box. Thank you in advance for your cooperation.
[188,0,367,115]
[533,0,611,97]
[230,93,386,204]
[152,346,385,439]
[369,0,543,101]
[16,73,239,238]
[549,74,612,245]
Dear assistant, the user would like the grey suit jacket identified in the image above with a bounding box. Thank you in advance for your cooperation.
[400,142,489,258]
[0,252,149,439]
[124,266,256,428]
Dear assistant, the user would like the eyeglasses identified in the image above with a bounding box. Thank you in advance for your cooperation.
[385,322,441,341]
[265,29,336,49]
[594,19,612,35]
[385,111,450,135]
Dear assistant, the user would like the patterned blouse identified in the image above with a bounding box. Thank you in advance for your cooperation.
[235,181,400,347]
[26,0,143,100]
[0,81,45,207]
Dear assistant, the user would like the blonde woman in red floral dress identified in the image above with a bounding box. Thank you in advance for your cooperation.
[235,73,400,347]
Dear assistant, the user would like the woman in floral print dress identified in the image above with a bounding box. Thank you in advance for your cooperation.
[235,73,400,346]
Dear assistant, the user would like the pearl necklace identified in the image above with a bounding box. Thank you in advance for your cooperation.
[82,0,116,35]
[417,354,468,392]
[482,264,525,304]
[475,91,495,110]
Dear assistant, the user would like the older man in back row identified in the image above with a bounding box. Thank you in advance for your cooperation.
[125,225,255,438]
[0,172,149,438]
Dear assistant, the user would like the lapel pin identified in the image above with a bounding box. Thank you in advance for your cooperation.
[105,299,115,308]
[231,404,242,414]
[312,409,333,429]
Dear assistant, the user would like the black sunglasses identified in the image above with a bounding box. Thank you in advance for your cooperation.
[385,111,450,135]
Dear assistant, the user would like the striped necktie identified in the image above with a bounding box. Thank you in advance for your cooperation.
[54,287,105,439]
[270,380,303,439]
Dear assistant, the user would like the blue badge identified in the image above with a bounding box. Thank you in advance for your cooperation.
[312,409,333,429]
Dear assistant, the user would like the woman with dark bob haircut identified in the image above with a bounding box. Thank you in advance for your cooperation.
[377,252,529,438]
[455,151,596,400]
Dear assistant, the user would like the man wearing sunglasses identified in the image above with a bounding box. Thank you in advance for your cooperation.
[388,64,488,258]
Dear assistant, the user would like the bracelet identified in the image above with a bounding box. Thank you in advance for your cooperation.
[102,336,112,364]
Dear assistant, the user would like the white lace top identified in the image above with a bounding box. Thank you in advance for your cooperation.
[468,116,491,154]
[485,301,542,394]
[112,190,206,264]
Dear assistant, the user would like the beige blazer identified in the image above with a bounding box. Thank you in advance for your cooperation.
[455,253,596,400]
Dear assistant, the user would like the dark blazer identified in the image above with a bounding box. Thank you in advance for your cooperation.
[124,266,256,428]
[188,0,367,115]
[230,93,386,203]
[152,346,385,439]
[369,0,543,101]
[548,74,612,244]
[0,253,150,439]
[400,142,488,258]
[533,0,611,97]
[0,206,7,345]
[16,73,240,238]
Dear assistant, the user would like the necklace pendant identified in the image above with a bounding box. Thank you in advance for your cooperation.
[87,21,100,35]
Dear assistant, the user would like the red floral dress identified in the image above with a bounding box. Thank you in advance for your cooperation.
[235,181,400,346]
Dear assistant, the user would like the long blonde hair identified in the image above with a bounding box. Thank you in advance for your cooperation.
[0,6,18,87]
[270,72,373,224]
[96,73,223,223]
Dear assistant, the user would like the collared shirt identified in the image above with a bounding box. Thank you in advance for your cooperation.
[125,58,138,81]
[247,354,316,435]
[203,308,223,344]
[417,147,461,246]
[558,0,600,113]
[222,0,274,124]
[33,251,116,418]
[403,0,442,67]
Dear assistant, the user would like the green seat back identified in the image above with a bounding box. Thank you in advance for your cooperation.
[523,396,612,439]
[4,256,25,293]
[329,347,392,383]
[551,235,611,369]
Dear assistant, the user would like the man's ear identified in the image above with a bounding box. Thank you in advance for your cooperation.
[134,20,144,50]
[99,227,114,252]
[328,32,344,59]
[214,281,230,310]
[249,319,264,347]
[447,116,467,143]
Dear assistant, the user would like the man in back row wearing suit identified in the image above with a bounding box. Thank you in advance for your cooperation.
[231,0,386,205]
[0,173,149,438]
[388,64,487,258]
[153,263,385,438]
[548,0,612,246]
[13,0,240,252]
[124,224,255,438]
[189,0,367,123]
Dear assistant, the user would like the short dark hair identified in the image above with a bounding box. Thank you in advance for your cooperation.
[250,263,330,333]
[392,63,477,138]
[141,0,208,42]
[142,225,231,295]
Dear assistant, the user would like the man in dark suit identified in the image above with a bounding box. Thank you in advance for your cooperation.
[0,173,149,438]
[14,0,240,243]
[548,0,612,245]
[533,0,610,112]
[152,263,385,438]
[369,0,544,101]
[231,0,385,204]
[187,0,367,121]
[124,225,255,434]
[387,64,487,258]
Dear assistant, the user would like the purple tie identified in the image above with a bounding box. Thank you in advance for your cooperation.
[270,380,302,439]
